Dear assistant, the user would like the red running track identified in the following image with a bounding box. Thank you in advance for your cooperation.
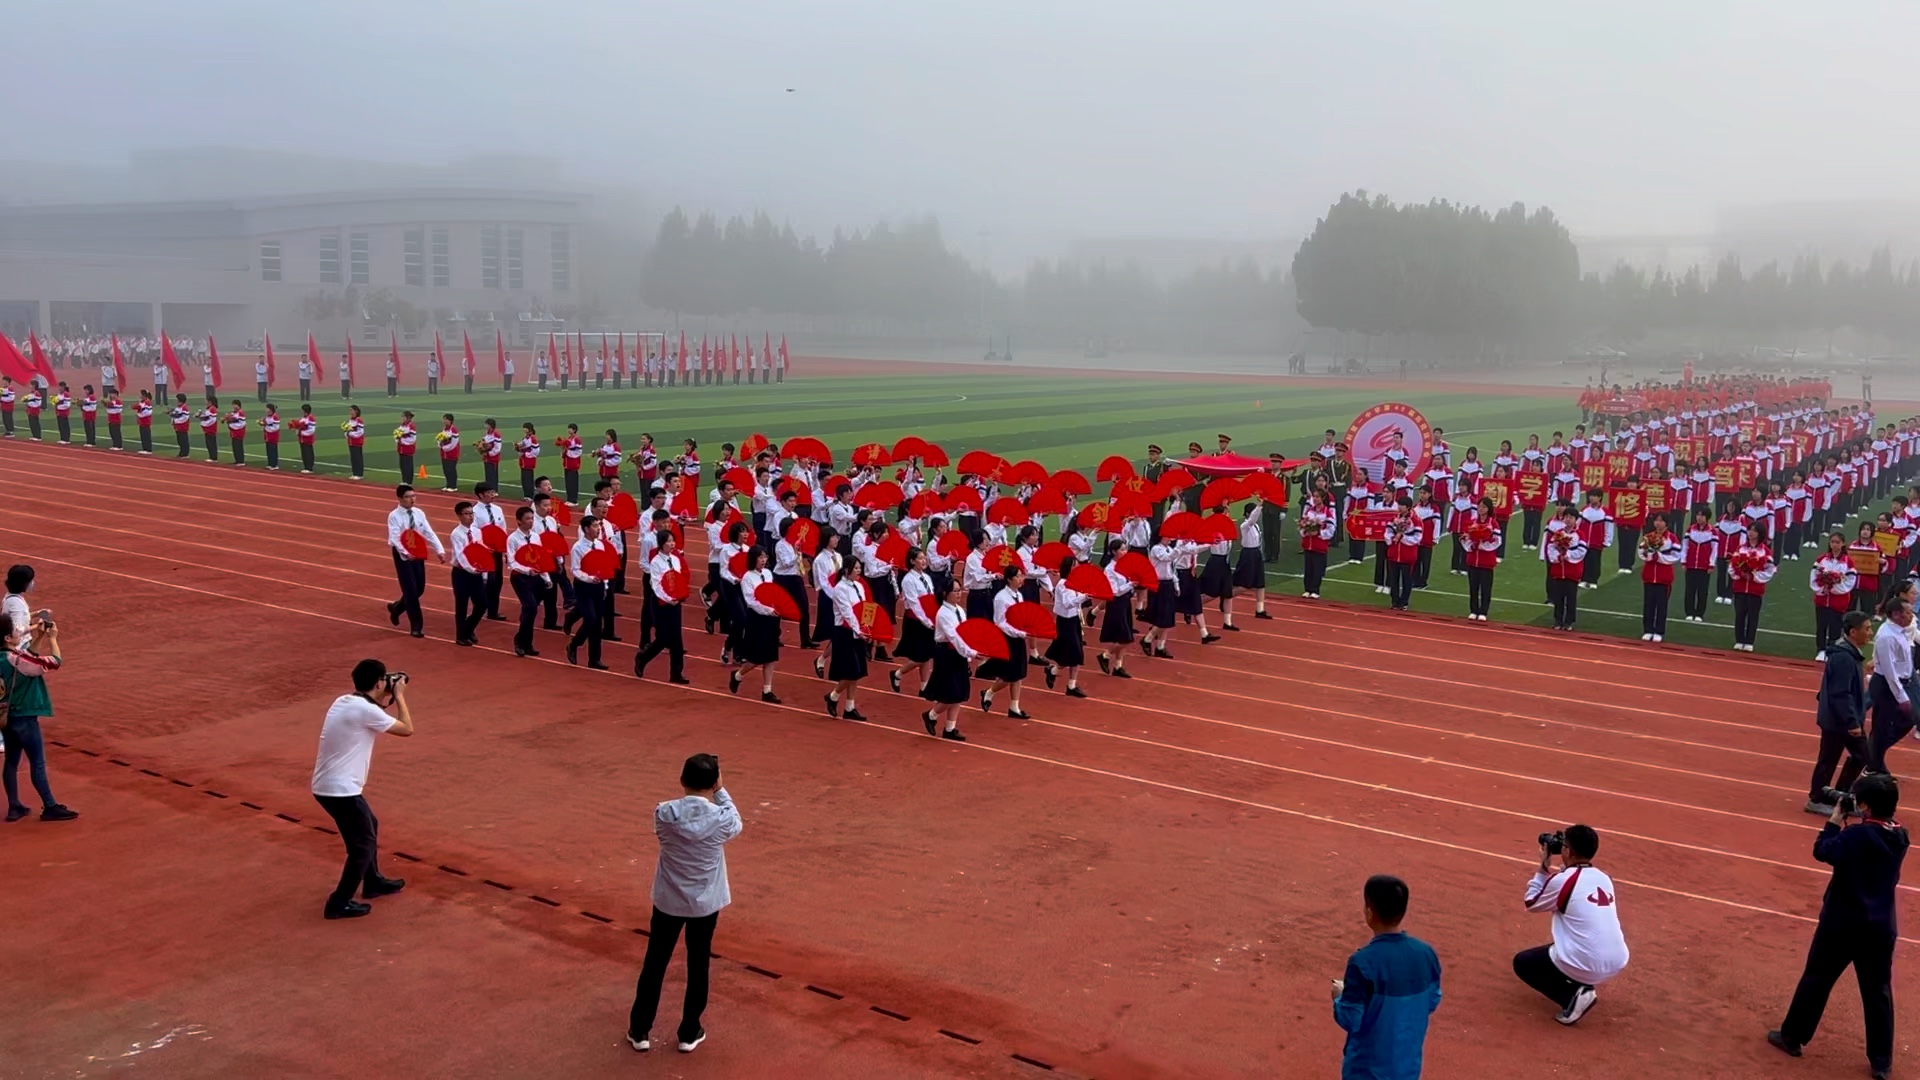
[0,437,1911,1079]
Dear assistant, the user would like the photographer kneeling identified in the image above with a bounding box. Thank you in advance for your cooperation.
[1514,824,1628,1025]
[310,659,414,920]
[1768,773,1906,1080]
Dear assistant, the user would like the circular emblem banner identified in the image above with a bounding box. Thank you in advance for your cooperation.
[1343,402,1434,483]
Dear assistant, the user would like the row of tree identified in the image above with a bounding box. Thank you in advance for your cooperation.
[1580,250,1920,346]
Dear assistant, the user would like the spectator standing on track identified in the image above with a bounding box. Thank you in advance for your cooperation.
[310,659,413,919]
[1514,825,1628,1025]
[1807,611,1873,814]
[627,753,741,1056]
[1769,772,1907,1079]
[1332,874,1441,1080]
[4,610,76,822]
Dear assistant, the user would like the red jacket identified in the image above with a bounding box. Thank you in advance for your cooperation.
[1639,535,1679,586]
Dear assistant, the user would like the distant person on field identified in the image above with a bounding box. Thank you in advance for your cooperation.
[1332,874,1441,1079]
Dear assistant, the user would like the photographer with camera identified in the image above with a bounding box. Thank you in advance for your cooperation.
[1768,773,1907,1079]
[3,609,77,822]
[309,659,414,920]
[1513,825,1628,1025]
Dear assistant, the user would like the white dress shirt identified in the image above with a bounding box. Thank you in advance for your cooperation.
[1874,620,1914,704]
[385,506,444,559]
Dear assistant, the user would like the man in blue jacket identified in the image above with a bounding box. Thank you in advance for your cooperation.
[1333,874,1443,1079]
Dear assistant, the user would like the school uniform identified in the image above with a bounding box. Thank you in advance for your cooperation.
[1729,545,1777,649]
[1463,520,1501,618]
[1234,514,1266,590]
[1173,542,1205,617]
[1679,527,1718,621]
[1098,564,1138,646]
[1384,518,1421,610]
[773,538,812,648]
[1199,538,1234,599]
[1810,554,1859,657]
[1044,582,1088,670]
[1299,503,1336,596]
[385,506,444,634]
[1639,534,1681,639]
[826,577,870,682]
[963,550,996,619]
[738,568,783,666]
[923,602,976,705]
[633,552,688,680]
[896,569,938,663]
[1144,543,1179,629]
[977,586,1029,683]
[1544,533,1588,629]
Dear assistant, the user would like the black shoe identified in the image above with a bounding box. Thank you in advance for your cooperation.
[4,805,25,822]
[1201,634,1221,644]
[626,1032,650,1053]
[514,648,528,657]
[1224,623,1241,632]
[941,728,967,741]
[1114,668,1133,679]
[524,648,541,658]
[1044,665,1057,689]
[1066,686,1087,698]
[890,670,902,693]
[455,637,474,647]
[543,621,562,631]
[729,671,742,694]
[1097,654,1111,675]
[605,634,624,642]
[1155,648,1174,659]
[387,601,402,626]
[1253,611,1273,620]
[843,709,867,722]
[1764,1031,1800,1058]
[979,690,992,713]
[670,676,691,685]
[486,614,507,622]
[1007,709,1031,720]
[325,900,372,920]
[814,656,826,677]
[409,629,425,639]
[923,710,937,736]
[873,647,889,662]
[588,662,610,671]
[40,804,78,822]
[824,693,839,718]
[567,645,579,665]
[677,1029,706,1054]
[1139,640,1152,656]
[363,876,406,898]
[762,691,781,704]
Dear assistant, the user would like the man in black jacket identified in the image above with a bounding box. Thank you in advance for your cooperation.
[1807,610,1873,815]
[1769,772,1908,1079]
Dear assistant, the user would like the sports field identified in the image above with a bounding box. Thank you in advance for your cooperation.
[181,358,1863,658]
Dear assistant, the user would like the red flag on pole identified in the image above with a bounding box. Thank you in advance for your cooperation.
[433,329,445,378]
[110,334,128,390]
[462,330,476,377]
[25,332,55,385]
[547,331,558,371]
[263,332,277,387]
[306,332,322,386]
[779,335,790,375]
[677,331,688,378]
[575,332,585,368]
[561,333,571,370]
[615,333,625,363]
[389,330,402,377]
[345,336,357,385]
[700,336,710,379]
[495,330,507,375]
[729,334,739,373]
[207,335,224,389]
[160,335,186,388]
[0,335,37,384]
[764,332,773,372]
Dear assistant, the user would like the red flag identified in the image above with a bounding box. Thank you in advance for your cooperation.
[700,335,710,377]
[433,329,445,377]
[779,334,790,373]
[207,335,224,389]
[461,330,476,376]
[0,335,36,384]
[547,331,558,371]
[345,336,357,384]
[575,332,585,367]
[615,333,626,363]
[160,335,186,387]
[678,331,688,377]
[306,332,322,386]
[764,332,772,371]
[729,334,739,372]
[600,331,609,363]
[263,332,276,387]
[110,334,128,390]
[389,330,402,377]
[495,330,507,375]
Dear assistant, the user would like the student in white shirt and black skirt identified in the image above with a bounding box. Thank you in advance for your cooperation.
[921,578,975,740]
[1141,541,1179,658]
[976,567,1033,720]
[810,533,842,678]
[824,572,870,721]
[633,534,691,684]
[1233,502,1270,620]
[731,548,782,703]
[891,549,937,696]
[1043,556,1090,698]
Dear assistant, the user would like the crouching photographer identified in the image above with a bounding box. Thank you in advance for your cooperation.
[1513,824,1629,1026]
[309,659,415,920]
[1768,773,1907,1080]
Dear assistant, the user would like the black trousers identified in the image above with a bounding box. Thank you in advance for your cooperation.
[300,442,316,471]
[1386,560,1413,609]
[484,461,500,492]
[1815,606,1844,654]
[231,437,246,465]
[299,377,311,400]
[1866,676,1914,774]
[564,470,580,504]
[635,604,686,678]
[1451,536,1469,572]
[82,418,96,445]
[629,908,718,1042]
[1616,526,1640,572]
[1732,592,1762,646]
[203,433,219,460]
[569,581,605,664]
[1642,581,1670,636]
[175,428,190,456]
[313,793,384,909]
[441,458,458,490]
[1780,920,1896,1071]
[391,550,427,632]
[1581,551,1603,585]
[1414,545,1433,587]
[398,453,413,483]
[1467,566,1493,616]
[264,441,279,468]
[487,553,505,617]
[1373,542,1388,586]
[1683,568,1710,618]
[1548,578,1578,627]
[428,377,438,394]
[775,573,810,646]
[464,376,474,394]
[340,379,351,398]
[512,573,545,652]
[1513,944,1584,1009]
[520,467,536,499]
[1809,727,1868,802]
[56,416,71,442]
[451,567,487,641]
[349,444,365,478]
[257,381,269,403]
[387,377,397,396]
[1303,549,1328,594]
[27,414,40,439]
[138,425,152,452]
[639,573,656,646]
[1522,509,1543,547]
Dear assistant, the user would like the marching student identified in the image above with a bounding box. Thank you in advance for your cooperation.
[1384,502,1422,612]
[701,493,737,635]
[79,386,98,446]
[447,501,490,648]
[515,424,541,498]
[892,548,937,695]
[978,566,1034,720]
[134,390,154,454]
[633,530,691,684]
[857,519,899,662]
[1096,540,1138,678]
[1638,515,1681,642]
[224,399,248,466]
[731,546,783,703]
[505,506,548,657]
[259,403,282,470]
[1811,532,1860,660]
[469,484,510,620]
[811,530,844,678]
[715,521,753,665]
[1728,524,1778,652]
[385,484,447,638]
[196,398,220,460]
[435,414,461,492]
[823,565,872,721]
[1544,507,1589,631]
[1234,500,1271,620]
[529,491,573,628]
[1199,515,1237,628]
[104,389,124,451]
[1463,497,1502,620]
[566,516,612,670]
[394,410,419,481]
[1043,556,1090,699]
[344,405,367,479]
[479,419,503,492]
[1173,536,1218,643]
[559,423,586,503]
[1299,492,1336,598]
[773,516,814,650]
[1141,536,1180,658]
[1678,508,1717,623]
[921,578,976,741]
[168,394,191,456]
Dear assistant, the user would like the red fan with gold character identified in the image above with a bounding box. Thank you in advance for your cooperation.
[1111,474,1153,499]
[539,530,569,561]
[823,473,850,494]
[1075,502,1111,532]
[754,582,801,620]
[1064,562,1115,600]
[956,449,1006,478]
[1005,600,1056,639]
[981,544,1017,574]
[957,618,1010,659]
[512,543,555,573]
[891,435,932,461]
[851,442,892,467]
[1109,493,1152,522]
[1005,459,1049,486]
[399,529,430,560]
[906,490,944,520]
[776,476,811,502]
[854,600,895,642]
[722,465,755,494]
[740,432,771,459]
[786,517,821,557]
[1154,468,1197,498]
[933,530,971,560]
[1200,476,1247,510]
[551,500,573,527]
[1113,550,1157,590]
[780,435,831,462]
[853,480,904,510]
[660,568,690,601]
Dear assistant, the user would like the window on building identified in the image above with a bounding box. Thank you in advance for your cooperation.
[349,232,370,285]
[259,240,282,282]
[403,228,424,287]
[319,234,340,284]
[481,225,501,289]
[551,228,571,292]
[431,227,450,288]
[506,228,524,290]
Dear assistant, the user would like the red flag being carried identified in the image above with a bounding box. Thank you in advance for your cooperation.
[389,330,402,377]
[263,332,277,386]
[461,330,476,376]
[345,336,358,384]
[729,334,739,373]
[495,330,507,375]
[26,332,56,385]
[207,335,224,389]
[433,329,445,377]
[779,334,790,374]
[160,335,186,387]
[0,334,36,385]
[615,333,625,364]
[110,334,128,390]
[547,331,558,370]
[306,332,321,386]
[678,331,688,378]
[763,332,773,372]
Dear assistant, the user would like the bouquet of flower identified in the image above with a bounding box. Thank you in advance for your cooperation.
[1730,549,1763,577]
[340,422,355,432]
[1814,567,1842,591]
[392,427,408,440]
[1550,529,1574,552]
[435,431,453,445]
[1466,522,1494,544]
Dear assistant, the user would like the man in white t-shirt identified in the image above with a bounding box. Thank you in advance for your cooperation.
[310,660,415,920]
[1514,824,1628,1025]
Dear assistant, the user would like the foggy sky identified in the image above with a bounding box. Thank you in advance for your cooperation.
[12,0,1920,259]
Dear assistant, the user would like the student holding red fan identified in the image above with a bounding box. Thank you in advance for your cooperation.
[1043,556,1090,698]
[1096,542,1139,677]
[921,578,977,741]
[384,484,446,638]
[505,506,549,657]
[824,568,871,721]
[891,548,937,695]
[634,531,692,684]
[446,501,491,648]
[978,566,1034,720]
[731,548,783,703]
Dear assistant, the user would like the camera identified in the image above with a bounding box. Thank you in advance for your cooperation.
[1539,830,1565,855]
[33,608,53,630]
[382,671,409,692]
[1835,791,1858,815]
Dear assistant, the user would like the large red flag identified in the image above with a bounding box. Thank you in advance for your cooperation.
[677,331,688,378]
[764,332,773,371]
[461,330,476,376]
[263,332,277,386]
[389,331,402,377]
[547,331,558,370]
[306,332,322,385]
[779,334,790,374]
[345,336,357,384]
[0,335,37,384]
[433,329,445,377]
[561,333,571,370]
[495,330,507,375]
[110,334,129,390]
[207,335,224,389]
[700,336,710,378]
[615,333,625,364]
[575,332,585,368]
[601,331,609,364]
[27,333,57,385]
[160,335,186,387]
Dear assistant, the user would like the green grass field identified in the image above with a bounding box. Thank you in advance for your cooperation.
[264,373,1849,658]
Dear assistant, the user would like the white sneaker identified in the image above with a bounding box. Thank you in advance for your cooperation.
[1641,633,1653,641]
[677,1030,706,1053]
[627,1034,650,1052]
[1651,634,1662,643]
[1815,651,1827,661]
[1556,986,1598,1026]
[1617,567,1632,575]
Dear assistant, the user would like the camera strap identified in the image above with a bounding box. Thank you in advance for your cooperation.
[1554,867,1585,915]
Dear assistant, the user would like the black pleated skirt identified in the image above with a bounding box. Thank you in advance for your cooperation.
[1020,579,1042,604]
[1045,614,1085,668]
[966,587,995,620]
[1175,568,1204,615]
[741,611,782,665]
[977,633,1029,683]
[816,586,836,639]
[865,573,896,615]
[896,617,936,662]
[1199,553,1234,598]
[1234,547,1266,589]
[922,644,971,705]
[1146,583,1178,627]
[827,624,868,680]
[1099,597,1137,644]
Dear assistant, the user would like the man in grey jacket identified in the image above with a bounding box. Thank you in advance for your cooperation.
[627,753,742,1054]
